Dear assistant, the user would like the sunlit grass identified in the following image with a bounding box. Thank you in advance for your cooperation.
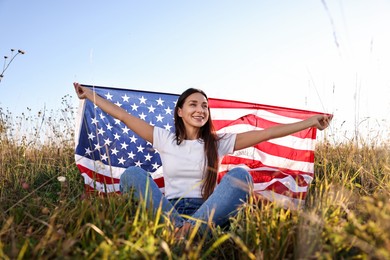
[0,100,389,259]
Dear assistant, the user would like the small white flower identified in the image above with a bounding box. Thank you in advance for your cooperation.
[57,176,66,182]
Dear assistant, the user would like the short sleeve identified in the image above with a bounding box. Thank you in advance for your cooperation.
[217,133,236,156]
[153,127,174,152]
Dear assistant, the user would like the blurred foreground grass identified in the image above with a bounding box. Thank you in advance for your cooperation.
[0,101,389,259]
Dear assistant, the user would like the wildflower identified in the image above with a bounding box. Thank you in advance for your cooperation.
[80,192,88,200]
[22,182,30,190]
[26,226,34,237]
[41,207,50,215]
[4,56,7,59]
[57,176,66,182]
[57,227,66,237]
[18,49,25,54]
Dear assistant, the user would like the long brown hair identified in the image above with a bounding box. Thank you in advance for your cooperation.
[174,88,219,200]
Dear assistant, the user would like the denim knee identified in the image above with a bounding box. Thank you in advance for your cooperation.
[226,167,253,185]
[119,166,149,193]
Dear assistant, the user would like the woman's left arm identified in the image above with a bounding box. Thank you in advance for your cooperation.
[234,114,332,151]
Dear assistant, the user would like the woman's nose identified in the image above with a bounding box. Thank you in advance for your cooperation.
[196,105,204,113]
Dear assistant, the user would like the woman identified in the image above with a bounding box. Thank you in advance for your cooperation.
[73,82,332,237]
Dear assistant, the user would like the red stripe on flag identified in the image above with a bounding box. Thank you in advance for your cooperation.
[217,171,307,199]
[251,170,308,186]
[262,182,307,199]
[218,169,309,186]
[83,185,121,195]
[209,98,326,119]
[220,155,313,176]
[253,142,315,162]
[153,176,165,188]
[212,114,316,139]
[77,164,119,185]
[77,164,165,188]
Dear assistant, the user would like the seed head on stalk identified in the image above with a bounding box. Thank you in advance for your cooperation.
[0,48,26,84]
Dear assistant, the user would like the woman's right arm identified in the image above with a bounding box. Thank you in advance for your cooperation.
[73,82,154,143]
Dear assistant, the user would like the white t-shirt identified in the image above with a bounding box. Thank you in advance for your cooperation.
[153,127,236,199]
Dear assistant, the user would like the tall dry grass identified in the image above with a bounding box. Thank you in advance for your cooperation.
[0,99,389,259]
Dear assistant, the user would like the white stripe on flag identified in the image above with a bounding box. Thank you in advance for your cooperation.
[257,190,304,209]
[229,147,314,172]
[218,124,316,150]
[76,155,124,178]
[253,175,310,192]
[211,108,303,124]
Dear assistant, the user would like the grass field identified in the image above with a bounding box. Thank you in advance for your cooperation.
[0,102,389,259]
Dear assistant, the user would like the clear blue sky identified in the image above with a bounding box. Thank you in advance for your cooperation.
[1,0,389,141]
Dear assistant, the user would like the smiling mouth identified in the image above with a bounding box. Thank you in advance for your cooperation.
[193,116,204,120]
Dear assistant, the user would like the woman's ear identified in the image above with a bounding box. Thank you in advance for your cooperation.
[177,107,183,117]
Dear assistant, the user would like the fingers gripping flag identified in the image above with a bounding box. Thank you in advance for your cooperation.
[75,85,324,207]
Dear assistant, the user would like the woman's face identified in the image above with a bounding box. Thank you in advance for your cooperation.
[177,92,209,131]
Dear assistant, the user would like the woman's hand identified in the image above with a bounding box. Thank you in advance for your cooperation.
[72,82,154,143]
[310,114,333,131]
[73,82,92,100]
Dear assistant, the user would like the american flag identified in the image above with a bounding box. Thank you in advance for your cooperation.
[75,85,324,208]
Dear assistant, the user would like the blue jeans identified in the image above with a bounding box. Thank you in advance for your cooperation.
[120,166,253,231]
